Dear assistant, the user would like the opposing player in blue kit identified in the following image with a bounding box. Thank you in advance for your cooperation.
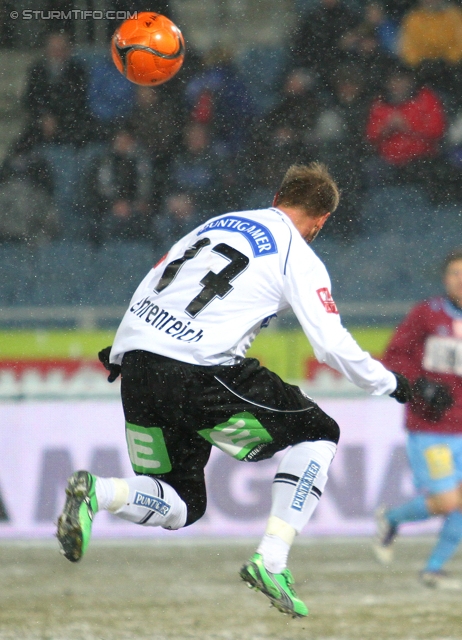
[57,163,412,617]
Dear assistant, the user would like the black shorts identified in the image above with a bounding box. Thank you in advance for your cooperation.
[120,350,339,525]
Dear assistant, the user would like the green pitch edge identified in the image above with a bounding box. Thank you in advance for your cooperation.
[0,328,393,380]
[0,330,116,360]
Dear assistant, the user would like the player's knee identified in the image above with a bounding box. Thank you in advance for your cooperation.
[428,490,460,515]
[318,414,340,444]
[167,475,207,527]
[184,497,207,527]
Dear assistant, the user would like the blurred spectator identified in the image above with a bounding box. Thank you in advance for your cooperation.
[39,0,121,43]
[0,180,58,245]
[239,123,312,210]
[86,54,136,141]
[315,64,371,239]
[339,1,397,96]
[0,0,15,48]
[0,136,54,195]
[23,31,93,146]
[398,0,462,101]
[127,84,186,203]
[365,65,447,201]
[185,46,255,153]
[446,112,462,160]
[0,145,58,244]
[168,122,223,213]
[152,193,204,256]
[364,1,399,54]
[239,67,322,206]
[84,128,153,244]
[291,0,360,93]
[441,110,462,201]
[262,67,321,150]
[42,0,77,41]
[383,0,416,22]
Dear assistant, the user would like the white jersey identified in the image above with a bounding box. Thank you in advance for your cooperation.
[111,207,396,396]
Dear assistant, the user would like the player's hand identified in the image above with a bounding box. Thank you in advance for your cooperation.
[98,346,121,383]
[389,372,413,403]
[413,376,454,418]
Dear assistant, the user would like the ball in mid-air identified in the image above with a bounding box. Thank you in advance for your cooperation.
[111,12,185,86]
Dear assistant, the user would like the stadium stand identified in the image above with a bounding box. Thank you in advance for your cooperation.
[31,241,95,306]
[235,45,289,115]
[1,2,461,329]
[90,240,155,306]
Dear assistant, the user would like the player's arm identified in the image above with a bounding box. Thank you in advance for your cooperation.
[284,256,410,400]
[98,346,121,382]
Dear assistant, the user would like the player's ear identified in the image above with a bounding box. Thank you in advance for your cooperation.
[272,192,279,207]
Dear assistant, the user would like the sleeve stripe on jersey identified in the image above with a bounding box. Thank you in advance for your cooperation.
[283,225,293,275]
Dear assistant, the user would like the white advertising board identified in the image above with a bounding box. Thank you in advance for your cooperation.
[0,398,437,539]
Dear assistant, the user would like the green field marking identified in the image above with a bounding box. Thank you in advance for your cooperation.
[0,327,393,381]
[0,330,117,359]
[246,327,393,380]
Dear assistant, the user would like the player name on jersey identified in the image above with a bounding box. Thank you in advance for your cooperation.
[130,296,204,343]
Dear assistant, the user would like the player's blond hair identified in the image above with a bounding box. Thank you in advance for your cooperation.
[275,163,340,218]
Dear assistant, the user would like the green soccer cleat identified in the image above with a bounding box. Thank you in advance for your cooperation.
[56,470,98,562]
[239,553,308,618]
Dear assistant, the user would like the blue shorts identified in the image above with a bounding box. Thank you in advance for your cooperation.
[407,432,462,495]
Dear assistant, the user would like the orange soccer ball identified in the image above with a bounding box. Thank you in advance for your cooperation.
[111,12,185,86]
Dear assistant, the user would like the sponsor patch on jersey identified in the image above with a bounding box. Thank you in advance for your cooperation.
[291,460,321,512]
[424,445,454,479]
[198,216,277,257]
[133,491,171,516]
[423,335,462,375]
[316,287,339,314]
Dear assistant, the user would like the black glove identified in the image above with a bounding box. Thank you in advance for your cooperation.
[389,372,413,404]
[98,346,121,383]
[413,376,454,419]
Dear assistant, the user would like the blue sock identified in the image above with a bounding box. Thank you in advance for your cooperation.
[425,511,462,573]
[387,495,430,527]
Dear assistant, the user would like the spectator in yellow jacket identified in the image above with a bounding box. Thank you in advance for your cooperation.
[399,0,462,99]
[400,0,462,66]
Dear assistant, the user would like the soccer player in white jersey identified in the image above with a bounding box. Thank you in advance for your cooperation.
[57,163,412,617]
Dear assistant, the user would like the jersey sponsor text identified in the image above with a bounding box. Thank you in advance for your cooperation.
[198,216,277,257]
[423,335,462,376]
[316,287,339,314]
[133,491,171,516]
[291,460,321,511]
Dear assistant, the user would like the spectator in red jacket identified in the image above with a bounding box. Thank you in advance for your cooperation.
[365,64,447,201]
[373,248,462,590]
